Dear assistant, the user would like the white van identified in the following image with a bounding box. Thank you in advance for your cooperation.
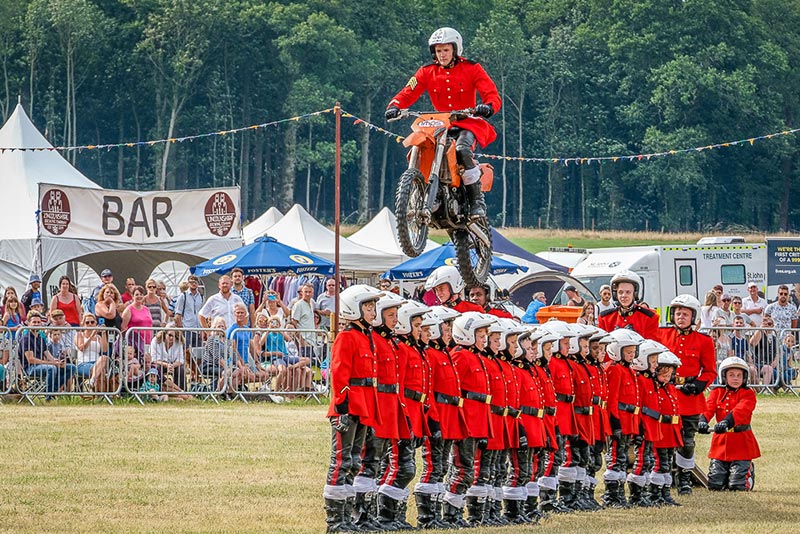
[569,238,767,322]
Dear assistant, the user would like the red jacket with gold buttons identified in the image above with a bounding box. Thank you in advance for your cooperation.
[446,298,484,314]
[485,352,512,450]
[388,58,502,148]
[326,324,381,428]
[533,359,558,450]
[570,357,596,444]
[606,361,640,435]
[513,359,545,449]
[371,328,409,440]
[427,340,469,440]
[397,337,436,438]
[452,345,493,439]
[659,327,717,415]
[598,305,660,340]
[549,353,577,437]
[703,387,761,461]
[654,382,683,448]
[586,360,611,441]
[637,372,663,443]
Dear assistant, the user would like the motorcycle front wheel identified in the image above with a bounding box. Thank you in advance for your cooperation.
[395,168,429,257]
[452,219,493,287]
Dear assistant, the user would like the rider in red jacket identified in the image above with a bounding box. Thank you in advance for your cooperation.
[386,27,501,218]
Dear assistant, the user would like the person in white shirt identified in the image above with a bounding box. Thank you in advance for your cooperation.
[596,284,615,314]
[198,275,245,333]
[699,291,721,329]
[731,296,756,327]
[150,327,187,389]
[741,282,767,325]
[764,284,798,336]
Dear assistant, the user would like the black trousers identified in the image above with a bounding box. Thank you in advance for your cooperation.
[708,459,755,491]
[446,437,476,495]
[326,417,369,486]
[419,437,450,485]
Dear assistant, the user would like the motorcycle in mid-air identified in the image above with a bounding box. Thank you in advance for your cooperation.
[390,109,494,286]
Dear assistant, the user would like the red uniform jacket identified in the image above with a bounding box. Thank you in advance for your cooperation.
[446,298,484,314]
[397,338,433,438]
[452,345,493,439]
[570,358,596,444]
[499,354,522,448]
[486,307,514,319]
[326,324,381,428]
[606,362,641,435]
[513,360,545,449]
[598,305,660,340]
[654,382,683,449]
[533,359,558,450]
[659,327,717,415]
[637,372,663,443]
[371,328,409,440]
[586,360,611,441]
[549,353,577,437]
[485,353,512,450]
[388,58,502,147]
[426,341,468,440]
[703,387,761,462]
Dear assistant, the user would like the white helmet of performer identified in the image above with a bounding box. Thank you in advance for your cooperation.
[491,317,527,354]
[539,320,577,355]
[590,326,614,344]
[396,300,432,335]
[610,269,643,305]
[371,292,407,327]
[424,265,465,296]
[428,27,464,58]
[666,294,702,325]
[426,305,461,340]
[718,356,750,386]
[339,285,383,321]
[633,339,670,371]
[606,328,645,362]
[452,311,496,346]
[656,350,682,369]
[568,323,596,355]
[535,328,559,356]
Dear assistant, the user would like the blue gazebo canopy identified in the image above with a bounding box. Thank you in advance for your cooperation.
[384,242,527,280]
[192,236,334,276]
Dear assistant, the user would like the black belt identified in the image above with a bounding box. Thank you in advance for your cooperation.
[618,402,640,414]
[574,406,593,416]
[544,406,556,416]
[462,389,492,404]
[349,377,376,387]
[591,396,601,406]
[520,405,544,418]
[507,407,521,418]
[490,404,508,417]
[556,393,575,403]
[732,424,752,432]
[377,382,398,394]
[434,391,463,407]
[404,388,426,403]
[660,414,680,424]
[642,406,661,420]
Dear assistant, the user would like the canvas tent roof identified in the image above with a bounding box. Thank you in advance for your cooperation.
[348,207,440,258]
[243,206,284,244]
[266,204,404,273]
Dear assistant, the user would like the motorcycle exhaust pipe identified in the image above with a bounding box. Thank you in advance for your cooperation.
[467,221,491,248]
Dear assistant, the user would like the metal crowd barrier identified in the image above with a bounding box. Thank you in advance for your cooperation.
[12,325,123,405]
[700,325,799,395]
[0,327,13,401]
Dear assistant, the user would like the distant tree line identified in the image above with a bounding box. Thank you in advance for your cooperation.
[1,0,799,232]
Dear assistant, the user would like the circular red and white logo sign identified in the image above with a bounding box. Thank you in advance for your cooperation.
[204,192,236,236]
[41,188,71,235]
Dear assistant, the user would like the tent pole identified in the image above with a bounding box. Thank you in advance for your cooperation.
[333,102,341,340]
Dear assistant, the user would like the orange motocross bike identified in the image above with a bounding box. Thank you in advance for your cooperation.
[390,109,494,286]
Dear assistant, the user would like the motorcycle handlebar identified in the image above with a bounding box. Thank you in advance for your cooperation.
[388,108,475,122]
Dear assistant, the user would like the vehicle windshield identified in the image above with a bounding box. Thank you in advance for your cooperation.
[571,276,611,301]
[551,282,598,305]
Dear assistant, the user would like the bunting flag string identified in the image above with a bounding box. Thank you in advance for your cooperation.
[0,108,335,153]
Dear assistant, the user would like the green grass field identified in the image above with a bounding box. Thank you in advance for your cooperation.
[1,395,798,533]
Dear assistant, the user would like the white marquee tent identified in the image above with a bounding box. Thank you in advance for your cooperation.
[348,207,440,259]
[0,104,241,295]
[243,206,284,244]
[266,204,404,274]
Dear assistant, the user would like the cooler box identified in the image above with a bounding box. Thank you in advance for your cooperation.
[536,305,582,324]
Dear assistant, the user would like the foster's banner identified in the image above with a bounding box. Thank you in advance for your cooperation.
[38,184,240,243]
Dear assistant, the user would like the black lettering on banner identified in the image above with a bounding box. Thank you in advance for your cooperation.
[127,197,151,238]
[103,196,124,235]
[152,197,174,237]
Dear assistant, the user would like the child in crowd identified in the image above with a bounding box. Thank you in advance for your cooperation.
[140,368,167,402]
[698,357,760,491]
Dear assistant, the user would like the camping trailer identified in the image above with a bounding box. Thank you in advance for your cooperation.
[569,239,767,322]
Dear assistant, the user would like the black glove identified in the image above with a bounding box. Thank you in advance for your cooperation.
[518,427,528,450]
[330,414,352,433]
[714,420,730,434]
[334,398,349,415]
[680,380,700,396]
[474,103,493,118]
[385,107,400,121]
[477,438,488,451]
[698,418,710,435]
[428,419,442,440]
[610,414,622,433]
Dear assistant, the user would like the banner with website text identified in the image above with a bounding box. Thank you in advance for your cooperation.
[38,184,240,244]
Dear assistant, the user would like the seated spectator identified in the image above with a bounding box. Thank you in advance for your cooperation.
[731,296,756,327]
[48,309,76,349]
[521,291,547,324]
[748,315,778,386]
[94,284,123,330]
[256,290,289,326]
[2,295,24,339]
[200,317,232,392]
[227,303,271,388]
[122,339,148,391]
[0,334,10,389]
[19,312,76,400]
[709,328,732,364]
[74,313,110,392]
[779,332,799,388]
[282,323,313,392]
[140,368,167,402]
[699,290,721,329]
[253,314,289,391]
[730,315,750,361]
[150,326,186,390]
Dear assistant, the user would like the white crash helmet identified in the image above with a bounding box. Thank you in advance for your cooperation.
[656,350,682,368]
[372,292,407,327]
[611,270,643,304]
[590,327,614,344]
[428,27,464,58]
[339,285,383,321]
[536,330,559,356]
[568,323,595,355]
[425,265,465,296]
[606,328,645,362]
[666,294,702,325]
[396,300,432,335]
[539,320,577,355]
[452,311,496,346]
[718,356,750,386]
[426,305,460,340]
[493,317,527,353]
[633,339,669,371]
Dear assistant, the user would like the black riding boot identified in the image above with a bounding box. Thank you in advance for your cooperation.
[677,468,693,495]
[325,499,358,533]
[601,481,623,508]
[628,483,655,507]
[524,494,544,520]
[557,481,578,511]
[376,494,401,531]
[465,496,485,527]
[414,493,436,529]
[353,492,381,531]
[394,499,414,530]
[661,485,682,506]
[442,502,468,528]
[464,182,486,218]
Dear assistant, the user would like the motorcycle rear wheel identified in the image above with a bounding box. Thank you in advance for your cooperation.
[452,219,493,287]
[395,168,429,257]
